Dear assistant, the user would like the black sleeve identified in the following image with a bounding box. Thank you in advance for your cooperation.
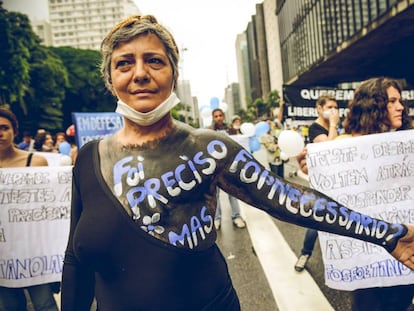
[61,165,95,310]
[309,122,328,143]
[216,137,407,253]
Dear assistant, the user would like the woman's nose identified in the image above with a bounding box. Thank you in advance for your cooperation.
[133,61,150,83]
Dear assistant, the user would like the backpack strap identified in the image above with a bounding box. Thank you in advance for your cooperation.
[26,153,34,167]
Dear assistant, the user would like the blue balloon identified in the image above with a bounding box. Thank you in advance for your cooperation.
[255,121,270,136]
[59,141,71,155]
[249,136,261,152]
[210,97,219,109]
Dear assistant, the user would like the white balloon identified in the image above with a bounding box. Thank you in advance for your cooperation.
[240,122,255,137]
[200,107,212,119]
[280,151,289,161]
[278,130,305,157]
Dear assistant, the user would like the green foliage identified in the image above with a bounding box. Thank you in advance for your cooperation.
[171,102,198,128]
[245,89,281,121]
[21,46,69,132]
[0,10,38,111]
[235,108,254,123]
[267,89,281,119]
[50,47,116,127]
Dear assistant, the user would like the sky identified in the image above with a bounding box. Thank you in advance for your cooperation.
[135,0,261,107]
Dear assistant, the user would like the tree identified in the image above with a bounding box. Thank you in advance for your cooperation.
[50,47,116,128]
[20,46,69,132]
[246,89,282,122]
[266,89,281,119]
[0,8,38,113]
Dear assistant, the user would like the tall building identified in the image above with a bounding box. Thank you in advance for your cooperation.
[254,3,270,100]
[236,2,275,105]
[263,0,283,95]
[276,0,414,86]
[176,79,196,124]
[48,0,140,50]
[235,33,251,110]
[3,0,140,50]
[223,83,241,120]
[31,20,53,46]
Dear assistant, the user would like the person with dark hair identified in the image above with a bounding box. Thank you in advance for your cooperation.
[17,130,33,151]
[228,115,242,135]
[342,78,411,134]
[294,94,339,272]
[296,77,414,310]
[339,77,414,311]
[61,15,414,311]
[0,108,58,311]
[33,130,55,152]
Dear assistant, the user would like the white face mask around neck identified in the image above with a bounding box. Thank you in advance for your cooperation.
[116,92,180,126]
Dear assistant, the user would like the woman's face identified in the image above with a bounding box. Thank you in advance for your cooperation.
[212,110,225,127]
[110,33,173,113]
[0,117,14,151]
[45,134,54,147]
[318,99,338,118]
[386,86,404,130]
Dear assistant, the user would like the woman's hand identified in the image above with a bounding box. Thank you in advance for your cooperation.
[391,224,414,270]
[296,148,308,175]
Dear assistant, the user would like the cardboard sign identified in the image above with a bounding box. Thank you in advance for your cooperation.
[307,129,414,290]
[72,112,124,149]
[0,166,72,287]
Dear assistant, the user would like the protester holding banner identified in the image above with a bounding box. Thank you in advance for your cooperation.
[61,15,414,311]
[260,119,285,176]
[339,77,414,311]
[0,108,59,311]
[294,94,339,272]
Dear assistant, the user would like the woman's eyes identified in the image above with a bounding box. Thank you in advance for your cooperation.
[148,57,165,68]
[0,125,11,131]
[388,98,401,104]
[116,60,132,70]
[115,57,165,71]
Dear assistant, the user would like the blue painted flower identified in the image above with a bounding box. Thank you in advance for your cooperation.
[141,213,165,236]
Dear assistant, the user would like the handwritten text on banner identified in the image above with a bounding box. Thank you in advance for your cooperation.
[307,129,414,291]
[0,166,72,288]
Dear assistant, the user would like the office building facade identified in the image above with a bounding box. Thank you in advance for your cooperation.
[276,0,414,86]
[48,0,140,50]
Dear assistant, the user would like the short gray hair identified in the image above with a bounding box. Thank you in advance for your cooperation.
[100,15,179,95]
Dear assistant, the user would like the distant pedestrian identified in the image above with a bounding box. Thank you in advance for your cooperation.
[33,130,55,153]
[208,108,246,230]
[228,115,242,135]
[17,130,33,151]
[294,94,339,272]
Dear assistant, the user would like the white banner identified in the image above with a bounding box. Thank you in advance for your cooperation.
[307,129,414,290]
[0,166,72,288]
